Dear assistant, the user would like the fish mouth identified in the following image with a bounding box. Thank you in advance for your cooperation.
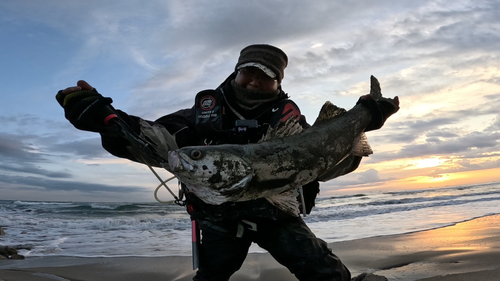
[168,151,194,173]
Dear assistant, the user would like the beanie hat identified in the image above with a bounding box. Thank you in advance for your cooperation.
[235,44,288,83]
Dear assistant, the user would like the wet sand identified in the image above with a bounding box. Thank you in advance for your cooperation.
[1,214,499,281]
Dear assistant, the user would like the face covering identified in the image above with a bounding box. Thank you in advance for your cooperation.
[230,80,280,111]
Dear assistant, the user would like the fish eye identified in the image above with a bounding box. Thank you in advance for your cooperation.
[190,150,203,160]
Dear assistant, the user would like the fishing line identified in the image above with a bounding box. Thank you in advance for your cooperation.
[108,117,183,205]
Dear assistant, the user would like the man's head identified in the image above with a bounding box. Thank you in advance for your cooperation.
[234,44,288,92]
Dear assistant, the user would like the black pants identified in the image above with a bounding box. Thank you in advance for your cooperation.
[193,216,351,281]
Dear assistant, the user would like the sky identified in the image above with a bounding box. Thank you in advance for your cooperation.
[1,0,500,202]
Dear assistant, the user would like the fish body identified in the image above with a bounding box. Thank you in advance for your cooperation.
[168,76,397,205]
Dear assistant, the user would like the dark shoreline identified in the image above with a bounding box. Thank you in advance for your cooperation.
[1,214,500,280]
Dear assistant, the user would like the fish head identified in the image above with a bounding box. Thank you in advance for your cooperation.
[168,146,253,193]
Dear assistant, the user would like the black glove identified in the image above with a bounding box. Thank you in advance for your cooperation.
[56,88,115,132]
[357,97,399,132]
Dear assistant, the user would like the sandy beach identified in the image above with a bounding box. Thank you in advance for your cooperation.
[1,214,499,281]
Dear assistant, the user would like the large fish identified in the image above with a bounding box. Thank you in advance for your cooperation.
[167,76,398,205]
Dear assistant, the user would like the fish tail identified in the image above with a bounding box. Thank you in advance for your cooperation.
[352,133,373,156]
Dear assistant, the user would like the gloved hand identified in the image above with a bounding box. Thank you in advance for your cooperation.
[357,95,399,131]
[56,80,116,132]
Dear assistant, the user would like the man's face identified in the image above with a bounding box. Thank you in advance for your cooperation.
[235,67,278,92]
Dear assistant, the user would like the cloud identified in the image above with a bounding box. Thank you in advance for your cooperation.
[51,138,110,159]
[0,131,110,181]
[373,130,500,161]
[319,168,396,192]
[0,133,45,162]
[0,163,72,179]
[2,0,500,200]
[0,133,72,179]
[357,169,382,182]
[1,174,146,194]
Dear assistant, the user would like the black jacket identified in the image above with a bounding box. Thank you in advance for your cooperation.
[99,73,360,220]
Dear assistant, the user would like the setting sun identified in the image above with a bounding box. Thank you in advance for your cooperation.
[414,158,443,169]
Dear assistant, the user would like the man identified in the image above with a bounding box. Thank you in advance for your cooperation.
[57,44,398,281]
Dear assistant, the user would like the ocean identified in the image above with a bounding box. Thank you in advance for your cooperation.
[1,182,500,258]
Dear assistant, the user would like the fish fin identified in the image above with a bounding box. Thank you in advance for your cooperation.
[220,174,253,198]
[265,189,300,217]
[313,101,347,125]
[370,75,382,101]
[260,117,304,142]
[352,133,373,156]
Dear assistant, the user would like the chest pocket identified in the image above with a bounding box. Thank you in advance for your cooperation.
[194,89,225,141]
